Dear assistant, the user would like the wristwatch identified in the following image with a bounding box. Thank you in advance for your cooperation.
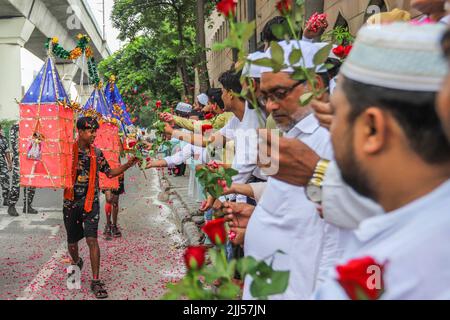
[305,159,330,204]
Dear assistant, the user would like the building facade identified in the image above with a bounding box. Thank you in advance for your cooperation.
[205,0,419,87]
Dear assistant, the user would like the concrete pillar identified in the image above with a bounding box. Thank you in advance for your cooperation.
[0,17,35,120]
[75,84,92,106]
[56,63,79,100]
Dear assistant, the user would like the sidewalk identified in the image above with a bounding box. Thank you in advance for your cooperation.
[157,168,205,246]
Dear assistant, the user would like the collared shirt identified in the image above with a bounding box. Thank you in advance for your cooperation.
[243,113,335,300]
[440,14,450,25]
[69,147,111,201]
[313,179,450,300]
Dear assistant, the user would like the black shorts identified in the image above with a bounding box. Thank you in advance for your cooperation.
[112,179,125,196]
[102,179,125,196]
[63,199,100,243]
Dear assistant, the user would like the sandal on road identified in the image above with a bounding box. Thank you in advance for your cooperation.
[112,225,122,238]
[91,280,108,299]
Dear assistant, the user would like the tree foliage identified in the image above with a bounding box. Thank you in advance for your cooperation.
[111,0,200,98]
[98,35,183,128]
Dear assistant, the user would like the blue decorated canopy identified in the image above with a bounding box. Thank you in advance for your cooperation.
[104,81,133,126]
[21,57,69,104]
[83,88,113,118]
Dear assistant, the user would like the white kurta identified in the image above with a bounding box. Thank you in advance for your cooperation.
[243,114,335,300]
[220,103,266,202]
[322,161,384,229]
[313,179,450,300]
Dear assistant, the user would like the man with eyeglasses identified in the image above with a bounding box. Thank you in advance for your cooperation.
[238,40,341,300]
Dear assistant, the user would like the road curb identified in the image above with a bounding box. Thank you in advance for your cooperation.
[156,170,204,246]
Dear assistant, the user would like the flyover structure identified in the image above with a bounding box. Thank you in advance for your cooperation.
[0,0,111,119]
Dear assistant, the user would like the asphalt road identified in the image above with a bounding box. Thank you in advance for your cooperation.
[0,168,186,300]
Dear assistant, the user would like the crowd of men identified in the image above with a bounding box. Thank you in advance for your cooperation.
[143,0,450,300]
[1,0,449,300]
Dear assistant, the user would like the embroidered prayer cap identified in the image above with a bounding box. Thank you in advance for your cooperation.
[242,51,267,79]
[77,117,99,130]
[341,23,449,92]
[176,102,193,113]
[197,93,209,106]
[260,40,323,74]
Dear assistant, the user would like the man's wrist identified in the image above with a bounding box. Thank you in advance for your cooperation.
[305,159,331,204]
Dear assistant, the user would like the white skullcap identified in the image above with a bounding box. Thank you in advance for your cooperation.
[197,93,209,106]
[176,102,192,113]
[242,51,267,78]
[261,40,324,74]
[341,23,449,92]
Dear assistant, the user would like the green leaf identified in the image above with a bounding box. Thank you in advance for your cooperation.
[300,92,314,106]
[313,43,333,66]
[236,256,258,277]
[254,260,273,278]
[271,24,287,40]
[289,49,303,66]
[250,270,290,298]
[217,280,241,300]
[196,169,206,178]
[291,68,307,81]
[270,41,285,67]
[252,58,275,68]
[140,159,147,170]
[225,168,239,176]
[225,176,232,188]
[241,22,256,44]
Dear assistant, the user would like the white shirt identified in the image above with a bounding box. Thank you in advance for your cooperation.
[243,113,336,300]
[314,179,450,300]
[440,14,450,25]
[220,103,266,201]
[164,143,206,167]
[322,161,384,229]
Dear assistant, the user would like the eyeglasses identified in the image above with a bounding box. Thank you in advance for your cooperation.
[259,81,305,106]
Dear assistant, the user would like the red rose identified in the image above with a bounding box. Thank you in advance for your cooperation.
[204,113,214,120]
[218,179,227,188]
[332,45,346,58]
[184,246,207,270]
[344,45,353,57]
[156,100,162,108]
[216,0,236,17]
[201,124,214,134]
[306,12,329,32]
[336,256,385,300]
[276,0,292,15]
[202,218,227,245]
[127,140,137,148]
[207,160,219,170]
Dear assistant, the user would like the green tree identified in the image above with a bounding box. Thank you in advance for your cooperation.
[111,0,204,98]
[98,36,182,128]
